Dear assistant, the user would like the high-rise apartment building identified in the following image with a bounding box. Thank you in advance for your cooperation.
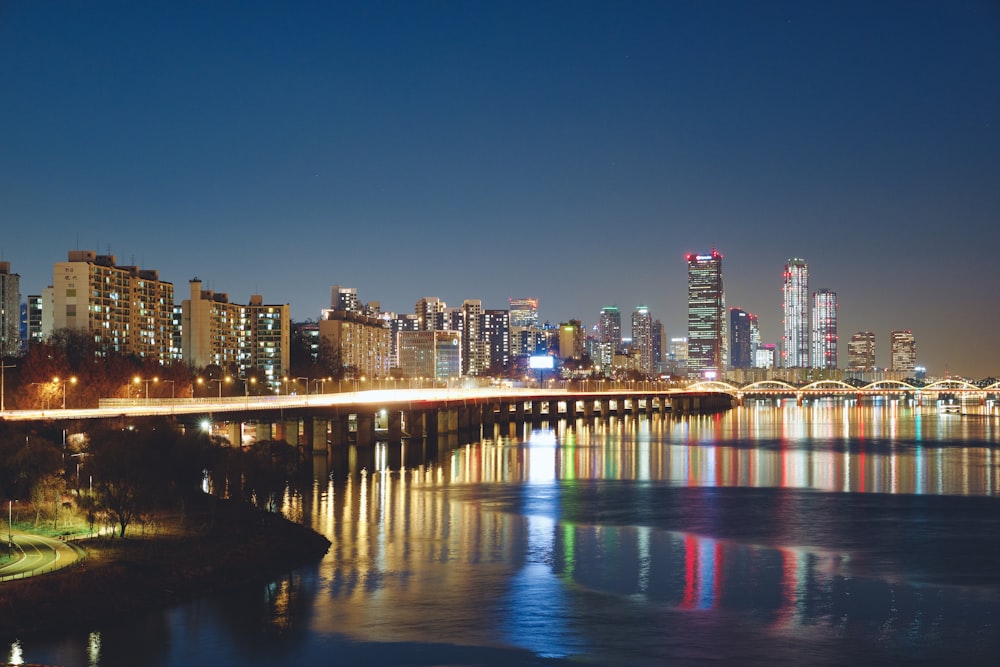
[482,309,510,373]
[508,298,539,329]
[388,313,420,369]
[686,251,725,376]
[414,297,446,331]
[331,286,361,313]
[847,331,876,371]
[181,279,290,385]
[0,262,20,357]
[890,330,916,373]
[631,305,653,375]
[461,299,484,376]
[782,258,809,368]
[811,289,838,369]
[319,309,392,379]
[598,306,622,368]
[729,308,752,370]
[50,251,174,361]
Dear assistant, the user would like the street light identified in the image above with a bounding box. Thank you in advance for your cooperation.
[53,376,77,409]
[197,376,229,398]
[133,376,159,400]
[236,376,257,396]
[0,358,14,412]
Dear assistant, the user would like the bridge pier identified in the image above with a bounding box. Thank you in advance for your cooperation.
[256,421,272,444]
[329,413,349,447]
[356,412,375,446]
[312,417,328,451]
[387,410,403,442]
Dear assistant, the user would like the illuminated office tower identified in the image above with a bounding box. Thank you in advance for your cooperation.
[558,320,585,360]
[748,313,760,364]
[890,330,916,373]
[598,306,622,367]
[51,251,174,361]
[782,258,809,368]
[397,331,462,380]
[0,262,20,357]
[810,289,838,369]
[508,298,539,329]
[847,331,876,371]
[729,308,752,370]
[686,250,726,376]
[631,305,653,375]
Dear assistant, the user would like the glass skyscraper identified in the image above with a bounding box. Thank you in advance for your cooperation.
[782,258,809,368]
[686,250,725,377]
[811,289,838,369]
[729,308,752,370]
[631,305,653,375]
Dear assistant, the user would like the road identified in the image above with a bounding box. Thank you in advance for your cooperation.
[0,531,82,582]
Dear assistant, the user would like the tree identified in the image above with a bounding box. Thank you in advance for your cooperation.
[87,429,148,537]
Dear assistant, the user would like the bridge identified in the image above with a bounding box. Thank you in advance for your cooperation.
[0,386,733,449]
[686,378,1000,405]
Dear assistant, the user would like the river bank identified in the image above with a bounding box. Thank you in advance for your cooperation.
[0,498,331,639]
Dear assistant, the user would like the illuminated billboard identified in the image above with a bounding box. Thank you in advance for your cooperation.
[529,355,554,370]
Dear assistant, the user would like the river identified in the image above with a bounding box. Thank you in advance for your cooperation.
[9,399,1000,666]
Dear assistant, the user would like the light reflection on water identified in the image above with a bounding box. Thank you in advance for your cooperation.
[11,403,1000,666]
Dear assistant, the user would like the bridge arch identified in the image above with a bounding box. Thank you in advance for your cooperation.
[861,380,916,392]
[741,380,799,392]
[922,379,980,392]
[686,380,740,393]
[800,380,857,391]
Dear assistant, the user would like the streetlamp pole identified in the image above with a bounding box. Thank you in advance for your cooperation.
[0,359,13,412]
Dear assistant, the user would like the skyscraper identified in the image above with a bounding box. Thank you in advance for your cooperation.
[848,331,876,371]
[598,306,622,368]
[811,289,838,369]
[0,262,20,357]
[508,298,539,329]
[482,309,510,373]
[782,258,809,368]
[890,330,916,373]
[631,305,653,375]
[686,251,725,376]
[729,308,752,370]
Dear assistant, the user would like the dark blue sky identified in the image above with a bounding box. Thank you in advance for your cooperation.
[1,1,998,377]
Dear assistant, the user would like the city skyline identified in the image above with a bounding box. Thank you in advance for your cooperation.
[1,2,997,377]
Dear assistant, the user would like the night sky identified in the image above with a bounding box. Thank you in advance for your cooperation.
[1,1,997,377]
